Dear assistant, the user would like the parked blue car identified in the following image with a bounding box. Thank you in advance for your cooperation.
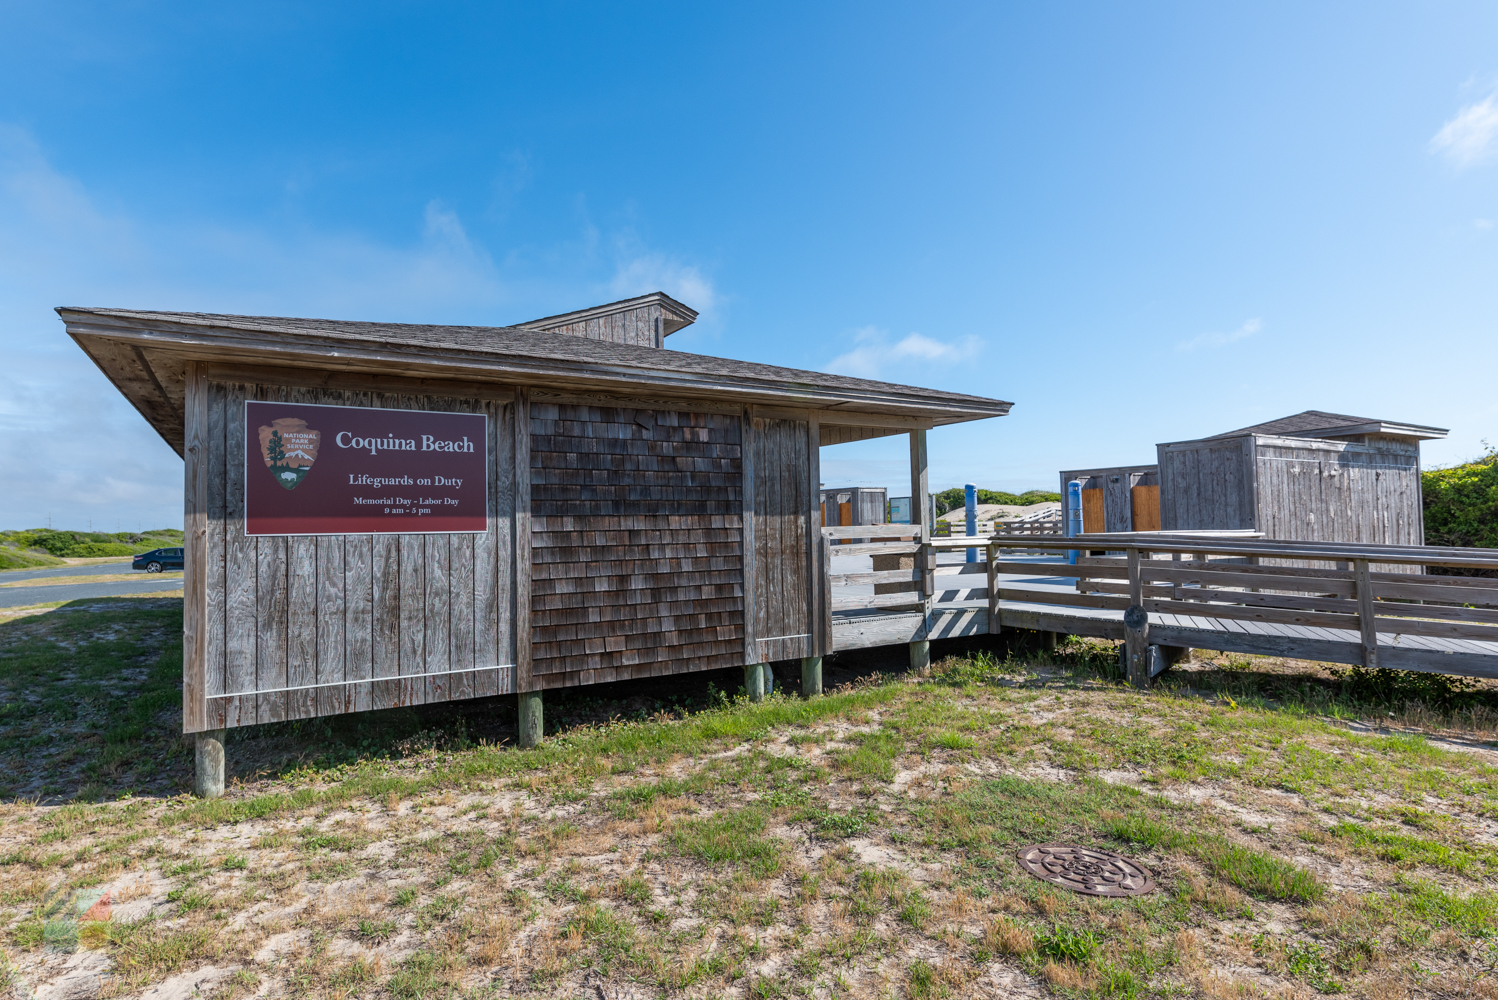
[133,548,184,573]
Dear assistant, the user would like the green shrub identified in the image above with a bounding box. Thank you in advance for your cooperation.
[1423,446,1498,549]
[2,529,183,558]
[65,542,139,558]
[933,487,1060,516]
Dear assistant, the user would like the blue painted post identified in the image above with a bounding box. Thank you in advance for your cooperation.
[964,483,978,562]
[1066,479,1084,564]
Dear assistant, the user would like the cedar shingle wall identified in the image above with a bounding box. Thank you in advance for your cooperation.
[530,403,745,684]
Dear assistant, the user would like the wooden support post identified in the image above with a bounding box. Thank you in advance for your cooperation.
[194,729,225,798]
[183,360,209,735]
[744,662,768,702]
[801,656,822,697]
[517,691,543,748]
[807,412,825,657]
[1355,558,1378,669]
[909,429,930,671]
[514,388,533,696]
[1041,631,1058,653]
[1124,547,1151,688]
[741,405,759,666]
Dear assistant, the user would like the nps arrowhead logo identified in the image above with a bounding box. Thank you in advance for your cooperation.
[258,418,321,491]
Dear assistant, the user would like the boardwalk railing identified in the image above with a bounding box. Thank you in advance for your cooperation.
[939,533,1498,686]
[823,524,931,613]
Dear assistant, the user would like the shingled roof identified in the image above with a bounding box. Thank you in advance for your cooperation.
[1203,410,1447,442]
[58,304,1012,456]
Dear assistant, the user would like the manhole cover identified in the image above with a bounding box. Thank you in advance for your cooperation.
[1015,844,1155,897]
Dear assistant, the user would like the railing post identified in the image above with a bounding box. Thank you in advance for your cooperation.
[986,539,998,637]
[909,429,931,670]
[1124,546,1150,688]
[1354,558,1378,669]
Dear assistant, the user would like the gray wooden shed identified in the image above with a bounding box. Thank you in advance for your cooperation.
[1157,410,1447,544]
[1057,465,1160,534]
[59,291,1009,789]
[821,487,888,530]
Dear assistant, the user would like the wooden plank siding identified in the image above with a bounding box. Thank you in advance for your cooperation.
[190,379,516,732]
[749,415,814,661]
[528,403,746,686]
[1252,436,1423,546]
[531,305,667,348]
[1158,437,1257,531]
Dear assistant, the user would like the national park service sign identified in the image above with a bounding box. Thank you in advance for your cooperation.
[258,418,321,491]
[243,401,487,536]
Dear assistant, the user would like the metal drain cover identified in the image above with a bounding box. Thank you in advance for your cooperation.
[1015,844,1155,897]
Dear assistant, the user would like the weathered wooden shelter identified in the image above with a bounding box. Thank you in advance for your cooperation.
[1157,411,1446,544]
[60,291,1009,794]
[1060,411,1446,544]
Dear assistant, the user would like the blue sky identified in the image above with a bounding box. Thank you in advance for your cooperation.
[2,2,1496,530]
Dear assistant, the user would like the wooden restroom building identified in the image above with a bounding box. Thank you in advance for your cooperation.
[1060,410,1447,545]
[60,293,1009,792]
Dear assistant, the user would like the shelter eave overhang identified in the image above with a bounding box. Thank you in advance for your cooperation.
[1305,421,1448,441]
[1158,422,1448,450]
[62,312,1009,456]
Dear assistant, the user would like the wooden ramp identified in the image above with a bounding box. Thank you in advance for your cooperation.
[829,531,1498,681]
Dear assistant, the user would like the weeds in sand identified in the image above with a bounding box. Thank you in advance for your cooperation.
[1035,924,1099,964]
[1326,820,1494,876]
[670,807,783,877]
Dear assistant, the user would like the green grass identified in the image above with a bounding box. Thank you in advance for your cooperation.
[669,806,783,877]
[1195,839,1323,904]
[107,921,217,979]
[1326,820,1493,876]
[562,903,641,968]
[1035,924,1100,963]
[1387,876,1498,937]
[830,729,901,782]
[0,601,186,799]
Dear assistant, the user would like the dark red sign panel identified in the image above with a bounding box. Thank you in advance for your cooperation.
[244,401,488,536]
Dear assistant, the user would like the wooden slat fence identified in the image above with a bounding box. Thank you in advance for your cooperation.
[824,524,932,613]
[965,533,1498,681]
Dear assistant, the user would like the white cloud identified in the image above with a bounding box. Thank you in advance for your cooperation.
[1177,317,1261,352]
[824,326,980,379]
[607,253,717,317]
[1431,92,1498,168]
[1476,218,1494,231]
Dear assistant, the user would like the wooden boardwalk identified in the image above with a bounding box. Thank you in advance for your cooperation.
[828,534,1498,681]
